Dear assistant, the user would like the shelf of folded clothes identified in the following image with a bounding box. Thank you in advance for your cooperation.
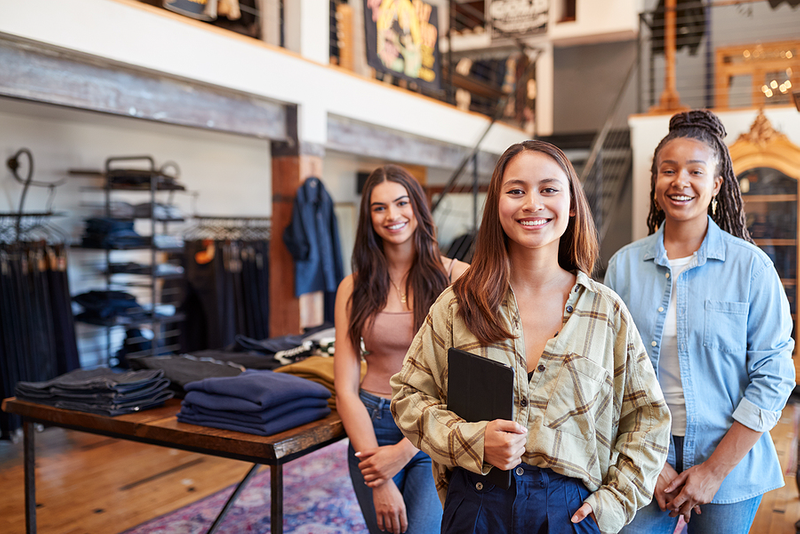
[106,261,185,279]
[69,167,188,191]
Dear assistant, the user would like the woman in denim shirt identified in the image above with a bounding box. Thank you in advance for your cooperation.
[605,110,795,534]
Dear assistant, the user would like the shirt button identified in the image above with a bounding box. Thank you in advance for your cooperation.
[520,398,528,407]
[658,307,664,312]
[566,305,574,313]
[475,482,484,490]
[665,273,670,279]
[537,364,545,372]
[651,341,657,347]
[515,466,524,476]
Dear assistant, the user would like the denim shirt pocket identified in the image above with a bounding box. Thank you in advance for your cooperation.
[543,355,612,441]
[703,300,748,354]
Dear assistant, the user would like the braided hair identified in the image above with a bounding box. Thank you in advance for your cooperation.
[646,109,753,243]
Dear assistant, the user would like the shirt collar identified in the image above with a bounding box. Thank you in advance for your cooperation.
[643,216,726,267]
[504,270,593,307]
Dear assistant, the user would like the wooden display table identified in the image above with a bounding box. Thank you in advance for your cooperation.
[1,397,345,534]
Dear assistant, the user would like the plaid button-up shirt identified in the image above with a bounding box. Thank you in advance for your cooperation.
[391,271,671,534]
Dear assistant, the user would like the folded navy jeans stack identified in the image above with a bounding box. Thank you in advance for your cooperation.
[15,368,173,416]
[81,217,150,249]
[177,369,331,436]
[73,290,151,326]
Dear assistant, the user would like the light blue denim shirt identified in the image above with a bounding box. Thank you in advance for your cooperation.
[604,217,795,503]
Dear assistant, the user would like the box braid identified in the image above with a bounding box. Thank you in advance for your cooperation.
[646,109,754,243]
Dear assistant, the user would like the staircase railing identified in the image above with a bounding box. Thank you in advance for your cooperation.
[579,58,638,244]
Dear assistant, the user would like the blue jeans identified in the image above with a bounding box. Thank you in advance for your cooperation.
[347,390,442,534]
[621,437,763,534]
[442,464,601,534]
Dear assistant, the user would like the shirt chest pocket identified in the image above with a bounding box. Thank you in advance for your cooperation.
[543,355,612,442]
[703,300,748,354]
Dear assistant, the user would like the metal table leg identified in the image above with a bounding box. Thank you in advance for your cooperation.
[271,463,283,534]
[24,420,37,534]
[206,463,260,534]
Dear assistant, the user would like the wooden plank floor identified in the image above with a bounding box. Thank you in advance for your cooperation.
[1,405,799,534]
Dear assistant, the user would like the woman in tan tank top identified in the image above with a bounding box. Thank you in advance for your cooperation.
[334,164,468,534]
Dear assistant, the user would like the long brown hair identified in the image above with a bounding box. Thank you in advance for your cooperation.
[453,140,598,344]
[646,109,753,242]
[348,164,449,351]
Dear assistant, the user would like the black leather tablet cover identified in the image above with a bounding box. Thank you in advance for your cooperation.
[447,347,515,489]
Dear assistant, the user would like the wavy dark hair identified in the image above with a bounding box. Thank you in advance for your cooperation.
[646,109,753,242]
[348,164,449,351]
[453,140,598,345]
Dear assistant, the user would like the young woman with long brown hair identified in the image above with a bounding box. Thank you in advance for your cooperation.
[334,164,467,534]
[391,140,671,534]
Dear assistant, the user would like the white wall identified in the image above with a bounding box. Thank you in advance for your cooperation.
[0,0,525,155]
[627,106,800,243]
[549,0,642,45]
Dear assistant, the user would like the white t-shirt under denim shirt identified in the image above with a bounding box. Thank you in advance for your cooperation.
[660,254,695,437]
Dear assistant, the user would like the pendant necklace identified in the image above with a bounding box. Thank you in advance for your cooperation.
[389,274,408,304]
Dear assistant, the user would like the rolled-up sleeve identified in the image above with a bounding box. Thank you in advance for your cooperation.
[734,258,795,432]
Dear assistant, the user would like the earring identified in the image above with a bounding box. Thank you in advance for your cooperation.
[711,196,718,217]
[654,193,662,213]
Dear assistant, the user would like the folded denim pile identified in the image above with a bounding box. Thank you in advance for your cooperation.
[177,369,331,436]
[108,261,184,277]
[81,218,149,249]
[230,332,321,365]
[15,368,173,416]
[73,290,150,326]
[128,352,247,396]
[153,235,184,250]
[91,201,184,221]
[133,202,184,221]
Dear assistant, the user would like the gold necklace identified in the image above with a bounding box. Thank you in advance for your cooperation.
[389,276,407,304]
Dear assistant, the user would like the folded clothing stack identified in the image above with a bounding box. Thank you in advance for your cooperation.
[128,352,246,396]
[274,355,365,410]
[15,368,173,416]
[81,218,150,249]
[73,290,150,326]
[178,369,332,436]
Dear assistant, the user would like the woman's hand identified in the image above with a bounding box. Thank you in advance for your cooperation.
[653,462,682,512]
[570,502,598,527]
[357,441,418,488]
[663,422,763,523]
[663,463,722,522]
[372,480,408,534]
[483,419,527,470]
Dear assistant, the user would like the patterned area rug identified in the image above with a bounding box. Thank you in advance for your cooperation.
[121,439,367,534]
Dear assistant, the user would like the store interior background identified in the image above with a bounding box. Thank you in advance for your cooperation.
[2,0,800,532]
[0,0,799,371]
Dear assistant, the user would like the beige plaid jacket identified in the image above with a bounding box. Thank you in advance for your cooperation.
[390,271,671,534]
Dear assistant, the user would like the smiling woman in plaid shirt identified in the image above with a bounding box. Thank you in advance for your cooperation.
[391,140,672,534]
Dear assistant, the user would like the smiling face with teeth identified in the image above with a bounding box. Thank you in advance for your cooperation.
[498,151,574,256]
[369,179,419,247]
[654,137,723,231]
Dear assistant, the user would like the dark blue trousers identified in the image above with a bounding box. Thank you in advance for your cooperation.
[442,464,601,534]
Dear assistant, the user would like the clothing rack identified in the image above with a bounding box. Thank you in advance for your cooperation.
[0,212,69,245]
[181,215,272,352]
[184,215,272,241]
